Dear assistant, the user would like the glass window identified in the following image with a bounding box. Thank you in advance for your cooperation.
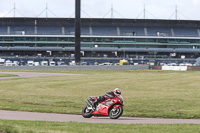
[81,44,93,47]
[188,39,199,44]
[146,38,156,43]
[168,39,178,44]
[37,37,47,41]
[4,37,14,41]
[90,38,102,42]
[58,44,74,47]
[15,37,26,41]
[14,43,25,46]
[114,38,124,42]
[102,38,113,42]
[47,37,57,41]
[158,39,168,43]
[68,38,74,42]
[25,44,35,47]
[179,39,189,44]
[82,38,91,42]
[136,38,146,42]
[58,37,69,41]
[26,37,35,42]
[95,38,102,42]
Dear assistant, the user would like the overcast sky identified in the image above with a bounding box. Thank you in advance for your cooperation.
[0,0,200,20]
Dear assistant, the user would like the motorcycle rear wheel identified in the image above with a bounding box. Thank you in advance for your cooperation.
[109,106,123,119]
[82,106,93,118]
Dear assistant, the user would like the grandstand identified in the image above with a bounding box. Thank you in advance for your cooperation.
[0,17,200,64]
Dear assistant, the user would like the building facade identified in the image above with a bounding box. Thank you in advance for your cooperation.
[0,18,200,60]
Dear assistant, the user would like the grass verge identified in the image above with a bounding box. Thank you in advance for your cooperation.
[0,74,18,77]
[0,70,200,119]
[0,120,200,133]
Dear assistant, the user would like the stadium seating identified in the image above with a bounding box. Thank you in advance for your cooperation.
[65,26,75,35]
[81,26,90,35]
[173,28,198,37]
[147,27,172,36]
[0,25,199,37]
[37,26,62,35]
[119,26,145,36]
[64,26,89,35]
[92,26,117,36]
[0,26,8,35]
[9,26,35,35]
[1,18,200,61]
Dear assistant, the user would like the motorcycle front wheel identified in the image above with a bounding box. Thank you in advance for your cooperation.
[82,106,93,118]
[109,106,123,119]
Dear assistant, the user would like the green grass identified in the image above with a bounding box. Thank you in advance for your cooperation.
[0,70,200,119]
[0,74,18,77]
[0,120,200,133]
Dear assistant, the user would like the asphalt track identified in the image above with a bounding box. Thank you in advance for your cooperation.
[0,72,82,79]
[0,72,200,124]
[0,110,200,124]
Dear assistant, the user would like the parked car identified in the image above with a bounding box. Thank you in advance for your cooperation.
[5,60,13,66]
[99,62,113,66]
[27,61,34,66]
[41,61,48,66]
[0,58,5,66]
[50,61,56,66]
[34,62,40,66]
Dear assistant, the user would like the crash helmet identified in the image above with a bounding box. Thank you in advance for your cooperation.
[113,88,121,95]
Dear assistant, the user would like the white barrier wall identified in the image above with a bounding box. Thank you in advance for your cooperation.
[162,66,187,71]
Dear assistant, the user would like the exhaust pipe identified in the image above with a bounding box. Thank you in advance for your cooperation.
[85,99,92,107]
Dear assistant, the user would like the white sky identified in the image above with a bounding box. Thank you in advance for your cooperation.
[0,0,200,20]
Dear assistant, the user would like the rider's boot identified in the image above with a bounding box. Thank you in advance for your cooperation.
[92,97,101,110]
[92,96,105,110]
[92,101,96,111]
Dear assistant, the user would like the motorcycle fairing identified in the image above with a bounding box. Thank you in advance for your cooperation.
[114,104,121,109]
[92,99,115,116]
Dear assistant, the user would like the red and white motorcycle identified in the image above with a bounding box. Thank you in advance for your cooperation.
[82,94,124,119]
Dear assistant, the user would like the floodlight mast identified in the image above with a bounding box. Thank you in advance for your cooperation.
[75,0,81,65]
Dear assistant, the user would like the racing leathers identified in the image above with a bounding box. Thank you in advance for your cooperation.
[93,91,116,107]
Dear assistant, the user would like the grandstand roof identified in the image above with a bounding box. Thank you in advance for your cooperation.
[1,17,200,28]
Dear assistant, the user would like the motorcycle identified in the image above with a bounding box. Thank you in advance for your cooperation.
[82,93,124,119]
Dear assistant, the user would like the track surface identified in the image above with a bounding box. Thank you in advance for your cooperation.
[0,72,81,79]
[0,72,200,124]
[0,110,200,124]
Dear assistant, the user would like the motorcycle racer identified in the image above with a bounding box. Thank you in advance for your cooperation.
[82,88,124,119]
[93,88,121,107]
